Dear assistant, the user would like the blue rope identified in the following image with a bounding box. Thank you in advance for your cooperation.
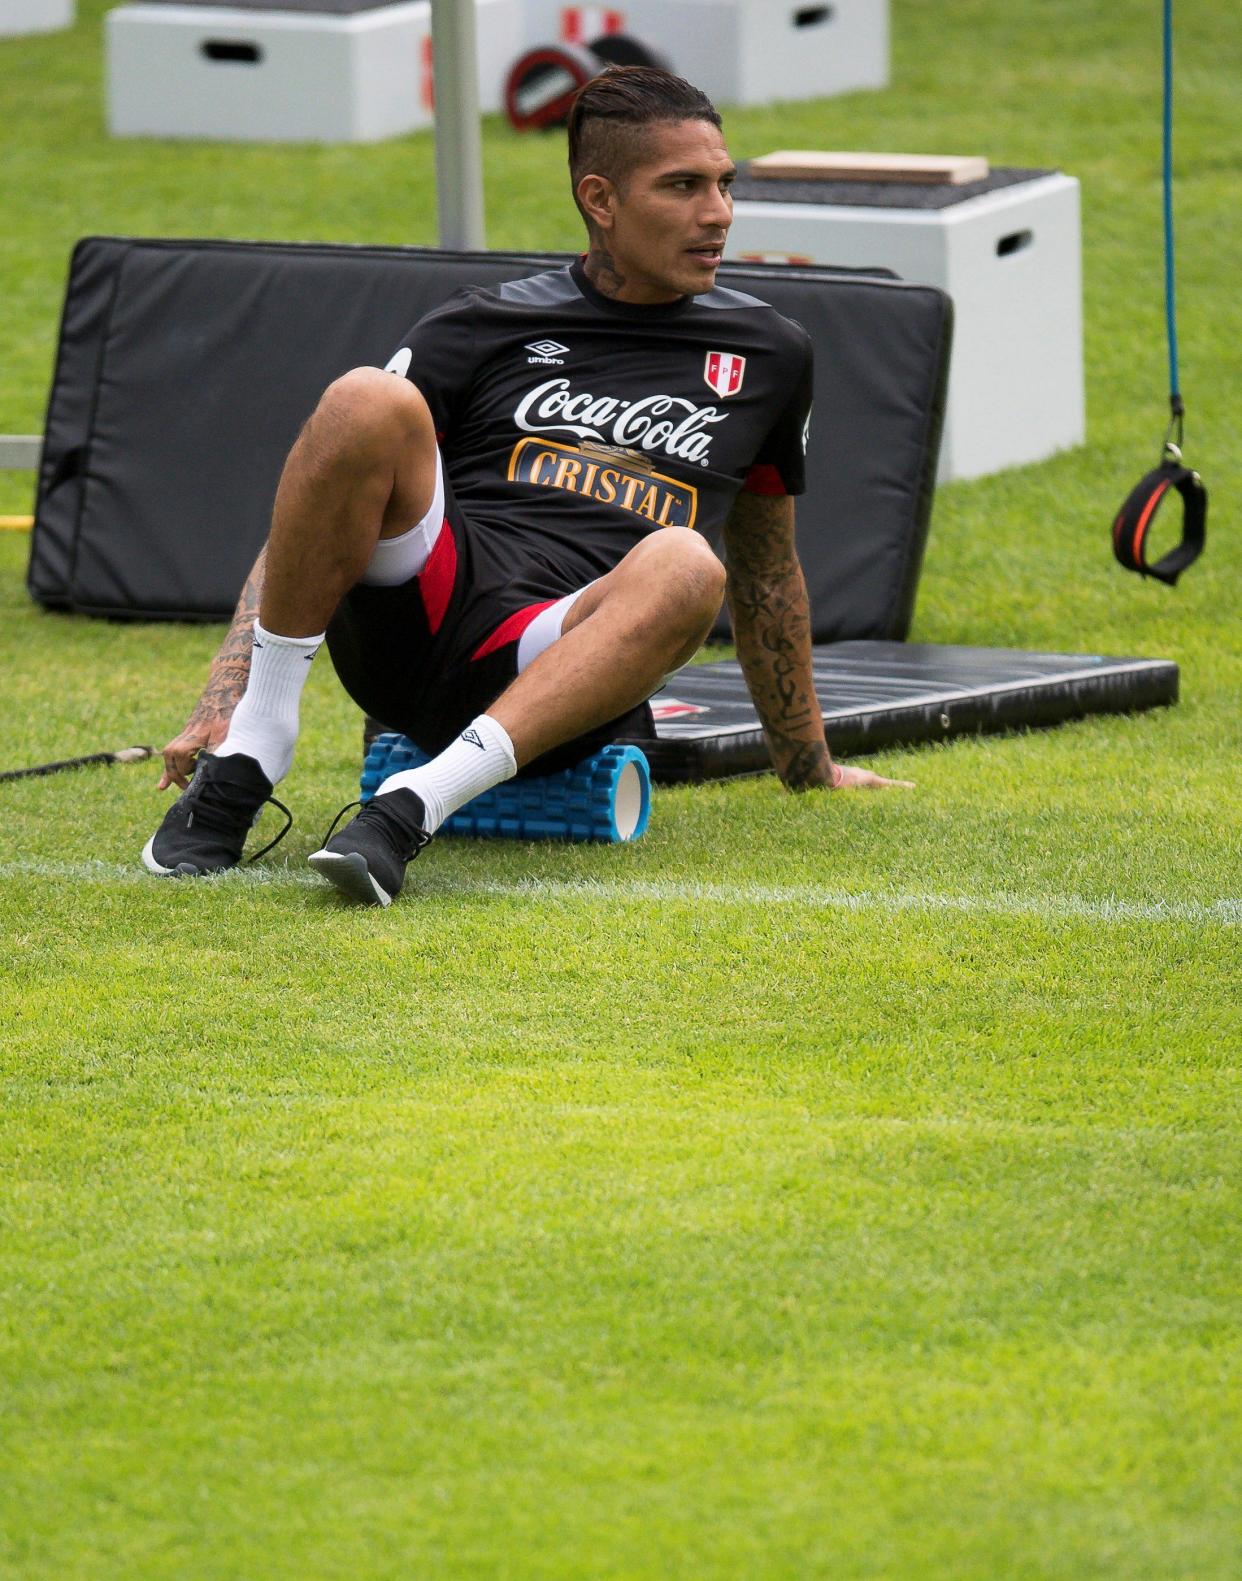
[1163,0,1182,417]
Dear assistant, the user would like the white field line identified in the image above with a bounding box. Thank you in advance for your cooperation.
[1,858,1238,927]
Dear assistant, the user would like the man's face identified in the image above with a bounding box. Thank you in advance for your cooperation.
[584,119,736,304]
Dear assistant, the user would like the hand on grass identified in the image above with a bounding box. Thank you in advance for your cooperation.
[833,763,916,791]
[158,714,228,791]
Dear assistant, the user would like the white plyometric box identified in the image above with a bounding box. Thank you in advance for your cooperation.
[727,170,1084,481]
[0,0,74,34]
[524,0,887,105]
[106,0,523,143]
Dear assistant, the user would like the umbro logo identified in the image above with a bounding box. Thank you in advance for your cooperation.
[526,338,568,365]
[252,636,314,659]
[461,727,486,750]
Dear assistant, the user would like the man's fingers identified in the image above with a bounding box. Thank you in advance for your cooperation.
[158,737,202,791]
[835,764,916,791]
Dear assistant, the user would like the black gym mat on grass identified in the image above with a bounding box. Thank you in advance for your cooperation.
[30,237,949,643]
[636,643,1178,783]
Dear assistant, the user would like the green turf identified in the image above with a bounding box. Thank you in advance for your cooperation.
[1,2,1240,1577]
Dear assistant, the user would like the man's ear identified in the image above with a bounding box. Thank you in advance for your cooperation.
[576,174,616,233]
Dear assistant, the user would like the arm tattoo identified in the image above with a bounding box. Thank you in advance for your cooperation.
[584,245,627,300]
[722,493,835,790]
[189,548,266,728]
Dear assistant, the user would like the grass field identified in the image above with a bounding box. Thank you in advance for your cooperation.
[2,2,1240,1576]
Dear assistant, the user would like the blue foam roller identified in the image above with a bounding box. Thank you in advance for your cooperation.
[360,734,651,843]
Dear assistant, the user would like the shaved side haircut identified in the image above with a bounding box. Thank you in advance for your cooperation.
[566,66,723,220]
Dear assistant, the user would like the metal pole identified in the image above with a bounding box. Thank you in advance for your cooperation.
[431,0,486,251]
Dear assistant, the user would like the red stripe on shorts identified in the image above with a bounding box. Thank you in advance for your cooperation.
[743,463,788,496]
[470,598,559,662]
[417,517,456,635]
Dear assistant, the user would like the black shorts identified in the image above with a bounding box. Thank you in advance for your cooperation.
[325,472,651,775]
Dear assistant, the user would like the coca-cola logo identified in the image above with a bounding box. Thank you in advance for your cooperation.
[513,377,728,466]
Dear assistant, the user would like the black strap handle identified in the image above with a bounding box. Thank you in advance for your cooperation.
[1111,454,1207,586]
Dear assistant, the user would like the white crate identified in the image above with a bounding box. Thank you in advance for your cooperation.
[106,0,523,143]
[727,172,1084,481]
[524,0,888,104]
[0,0,74,35]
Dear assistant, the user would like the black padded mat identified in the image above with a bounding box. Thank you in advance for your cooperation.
[31,238,949,641]
[732,165,1053,211]
[636,642,1178,783]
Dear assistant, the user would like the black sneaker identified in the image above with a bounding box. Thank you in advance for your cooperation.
[308,789,432,906]
[141,752,291,877]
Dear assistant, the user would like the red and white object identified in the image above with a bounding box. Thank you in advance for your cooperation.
[504,39,600,130]
[555,4,625,41]
[650,699,709,720]
[522,0,888,105]
[703,351,745,398]
[1,0,73,34]
[106,0,523,143]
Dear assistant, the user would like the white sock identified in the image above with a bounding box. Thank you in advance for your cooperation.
[378,713,517,834]
[215,620,324,785]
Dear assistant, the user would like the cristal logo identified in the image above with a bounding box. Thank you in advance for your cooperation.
[513,377,728,465]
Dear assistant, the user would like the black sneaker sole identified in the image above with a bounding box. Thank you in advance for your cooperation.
[307,848,393,907]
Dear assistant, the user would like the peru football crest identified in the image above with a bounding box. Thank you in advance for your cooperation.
[703,351,746,399]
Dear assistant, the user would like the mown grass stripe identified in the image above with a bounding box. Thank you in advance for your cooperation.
[2,858,1236,926]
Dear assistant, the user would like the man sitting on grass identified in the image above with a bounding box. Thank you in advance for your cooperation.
[143,65,912,906]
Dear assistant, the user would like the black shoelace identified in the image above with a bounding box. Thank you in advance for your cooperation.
[245,799,294,863]
[318,800,364,848]
[317,796,432,859]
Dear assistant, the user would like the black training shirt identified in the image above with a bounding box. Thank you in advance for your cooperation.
[384,259,813,585]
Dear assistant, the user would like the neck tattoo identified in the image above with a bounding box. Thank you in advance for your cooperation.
[585,246,627,300]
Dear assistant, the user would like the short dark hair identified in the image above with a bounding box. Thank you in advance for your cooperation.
[566,66,723,217]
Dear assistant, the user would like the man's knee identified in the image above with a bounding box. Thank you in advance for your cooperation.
[640,529,727,618]
[307,365,434,473]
